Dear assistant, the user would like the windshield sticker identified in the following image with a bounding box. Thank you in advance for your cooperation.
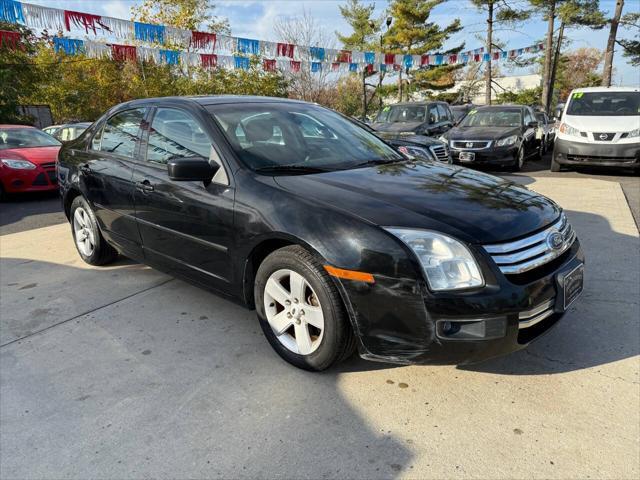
[468,109,477,115]
[572,92,584,99]
[383,106,390,111]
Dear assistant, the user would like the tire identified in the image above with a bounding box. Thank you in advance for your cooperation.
[511,147,525,172]
[69,196,118,265]
[254,245,356,371]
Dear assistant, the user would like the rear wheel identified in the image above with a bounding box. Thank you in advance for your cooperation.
[70,196,118,265]
[255,245,356,371]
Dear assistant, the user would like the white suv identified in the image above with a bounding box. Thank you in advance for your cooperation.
[552,86,639,172]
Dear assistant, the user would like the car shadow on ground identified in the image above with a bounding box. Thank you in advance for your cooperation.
[0,190,66,235]
[461,208,639,376]
[0,256,413,478]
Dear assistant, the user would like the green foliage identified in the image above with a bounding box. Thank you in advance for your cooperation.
[495,86,542,105]
[336,0,381,51]
[619,12,640,66]
[131,0,230,34]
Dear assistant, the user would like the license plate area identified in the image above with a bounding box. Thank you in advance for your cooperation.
[556,263,584,311]
[459,151,475,162]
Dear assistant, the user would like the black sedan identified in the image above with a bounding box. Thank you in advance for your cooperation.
[446,105,542,171]
[58,96,584,371]
[371,101,455,137]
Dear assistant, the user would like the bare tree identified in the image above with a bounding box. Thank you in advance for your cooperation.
[273,10,336,103]
[602,0,624,86]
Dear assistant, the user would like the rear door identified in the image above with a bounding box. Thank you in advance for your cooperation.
[81,107,146,257]
[132,106,235,290]
[522,108,538,156]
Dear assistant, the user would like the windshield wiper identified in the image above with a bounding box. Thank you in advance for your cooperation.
[254,164,329,174]
[350,158,405,168]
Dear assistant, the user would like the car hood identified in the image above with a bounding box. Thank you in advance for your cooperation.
[448,126,520,141]
[0,146,60,165]
[376,131,441,146]
[371,121,424,133]
[562,115,638,132]
[274,161,560,244]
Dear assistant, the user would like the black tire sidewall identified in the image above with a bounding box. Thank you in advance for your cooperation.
[255,247,347,371]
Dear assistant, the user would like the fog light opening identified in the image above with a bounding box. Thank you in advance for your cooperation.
[442,321,461,336]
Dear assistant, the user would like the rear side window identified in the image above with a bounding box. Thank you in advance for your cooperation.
[437,104,450,122]
[427,105,439,124]
[146,108,211,164]
[97,108,145,158]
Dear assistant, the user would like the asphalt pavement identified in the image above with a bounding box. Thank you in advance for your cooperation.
[1,157,639,479]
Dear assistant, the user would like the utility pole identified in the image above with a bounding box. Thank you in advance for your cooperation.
[485,1,494,105]
[541,0,556,114]
[602,0,624,87]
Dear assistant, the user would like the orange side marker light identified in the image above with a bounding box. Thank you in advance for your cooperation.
[324,265,375,283]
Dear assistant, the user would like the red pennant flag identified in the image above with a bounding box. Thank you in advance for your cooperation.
[290,60,301,72]
[421,55,429,66]
[449,54,457,64]
[337,50,352,63]
[191,31,216,50]
[200,53,218,68]
[331,62,340,71]
[111,44,137,62]
[492,51,500,60]
[64,10,108,35]
[384,53,395,65]
[263,58,276,72]
[0,30,21,50]
[473,54,481,62]
[277,43,295,58]
[393,64,401,71]
[365,64,374,74]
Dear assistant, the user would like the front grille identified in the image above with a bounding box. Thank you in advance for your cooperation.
[483,213,576,275]
[567,154,637,163]
[40,162,56,169]
[429,144,449,161]
[31,173,48,186]
[46,170,57,184]
[592,132,615,141]
[452,140,491,150]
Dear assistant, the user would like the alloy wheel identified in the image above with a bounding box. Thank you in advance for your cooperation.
[73,207,95,257]
[263,268,325,355]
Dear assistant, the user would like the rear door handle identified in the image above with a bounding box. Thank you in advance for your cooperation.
[136,180,154,193]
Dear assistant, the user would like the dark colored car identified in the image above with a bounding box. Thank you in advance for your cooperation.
[450,104,475,124]
[58,96,584,371]
[44,122,92,142]
[446,105,542,171]
[371,101,455,137]
[0,125,61,199]
[535,112,555,155]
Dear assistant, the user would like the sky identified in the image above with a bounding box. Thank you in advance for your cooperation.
[25,0,640,85]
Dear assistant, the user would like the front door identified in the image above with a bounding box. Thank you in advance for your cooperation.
[80,107,147,258]
[132,106,235,290]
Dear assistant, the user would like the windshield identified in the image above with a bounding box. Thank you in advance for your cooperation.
[0,128,61,150]
[375,105,427,123]
[451,108,468,121]
[535,113,546,123]
[208,103,403,173]
[460,109,522,128]
[566,91,640,116]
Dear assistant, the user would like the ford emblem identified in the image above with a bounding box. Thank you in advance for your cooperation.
[547,231,564,250]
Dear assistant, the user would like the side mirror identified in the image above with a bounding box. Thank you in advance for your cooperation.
[167,156,218,182]
[528,121,539,128]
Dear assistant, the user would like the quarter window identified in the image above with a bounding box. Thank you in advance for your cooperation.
[437,104,450,122]
[427,105,440,124]
[146,108,211,164]
[98,108,145,158]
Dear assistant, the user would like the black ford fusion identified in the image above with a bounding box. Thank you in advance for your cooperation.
[58,96,584,371]
[446,105,542,171]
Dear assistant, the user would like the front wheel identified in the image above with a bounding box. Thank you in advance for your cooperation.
[511,147,525,172]
[550,156,562,172]
[254,245,356,371]
[70,196,118,265]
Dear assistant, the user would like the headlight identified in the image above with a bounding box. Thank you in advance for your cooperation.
[626,128,639,138]
[438,135,448,143]
[1,158,36,170]
[558,122,581,137]
[495,135,518,147]
[397,145,434,161]
[385,228,484,291]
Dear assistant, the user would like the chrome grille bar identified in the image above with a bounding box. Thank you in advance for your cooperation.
[483,213,576,275]
[518,299,555,329]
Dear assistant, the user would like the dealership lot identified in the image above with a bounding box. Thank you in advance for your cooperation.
[1,168,639,478]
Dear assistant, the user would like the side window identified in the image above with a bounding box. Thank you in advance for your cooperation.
[436,104,450,123]
[99,108,145,158]
[524,109,534,125]
[146,108,211,164]
[90,124,103,151]
[427,105,439,124]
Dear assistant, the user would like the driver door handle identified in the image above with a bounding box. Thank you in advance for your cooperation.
[136,180,154,193]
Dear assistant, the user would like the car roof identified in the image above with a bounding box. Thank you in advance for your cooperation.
[385,101,447,107]
[571,86,639,93]
[117,95,311,109]
[476,104,526,111]
[0,124,35,129]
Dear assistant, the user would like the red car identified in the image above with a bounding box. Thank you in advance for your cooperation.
[0,125,61,199]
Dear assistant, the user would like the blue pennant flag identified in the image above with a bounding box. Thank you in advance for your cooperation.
[364,52,375,64]
[237,38,260,55]
[403,54,413,69]
[0,0,24,23]
[159,49,180,65]
[435,55,443,65]
[311,62,322,73]
[53,37,84,55]
[134,22,165,43]
[380,64,387,72]
[349,63,358,72]
[309,47,325,61]
[501,51,508,59]
[234,56,250,70]
[461,54,469,64]
[483,53,491,62]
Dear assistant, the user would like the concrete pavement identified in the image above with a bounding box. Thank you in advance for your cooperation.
[1,174,638,479]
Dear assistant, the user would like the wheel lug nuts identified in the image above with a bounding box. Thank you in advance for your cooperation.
[299,309,305,316]
[285,300,291,306]
[295,319,301,325]
[287,313,292,319]
[294,298,299,304]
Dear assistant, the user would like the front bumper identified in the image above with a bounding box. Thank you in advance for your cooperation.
[0,165,58,193]
[339,239,584,365]
[553,137,640,168]
[450,145,518,166]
